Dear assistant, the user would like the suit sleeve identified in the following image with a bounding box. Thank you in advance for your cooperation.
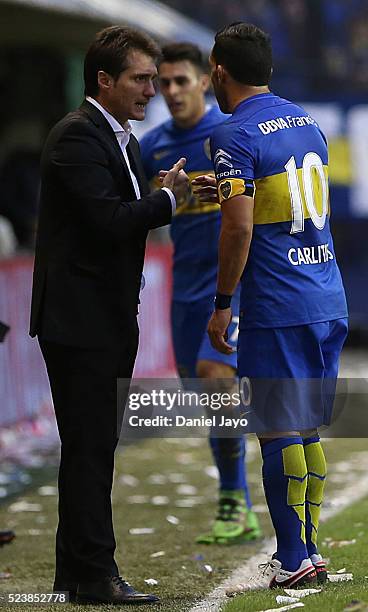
[49,121,172,241]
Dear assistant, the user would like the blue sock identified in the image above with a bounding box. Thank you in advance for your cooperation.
[261,437,308,571]
[209,434,252,509]
[303,435,326,557]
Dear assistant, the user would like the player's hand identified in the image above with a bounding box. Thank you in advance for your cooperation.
[159,157,186,187]
[207,308,234,354]
[160,158,189,201]
[192,174,219,203]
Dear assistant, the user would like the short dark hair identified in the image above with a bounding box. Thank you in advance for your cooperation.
[84,25,161,96]
[159,42,208,73]
[212,22,272,86]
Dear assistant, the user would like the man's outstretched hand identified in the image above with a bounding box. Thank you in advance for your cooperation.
[192,174,219,203]
[160,158,189,202]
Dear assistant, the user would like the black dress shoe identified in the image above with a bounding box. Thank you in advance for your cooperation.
[53,581,78,603]
[76,576,159,605]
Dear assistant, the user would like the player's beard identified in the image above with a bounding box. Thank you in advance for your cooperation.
[212,77,229,114]
[215,86,229,114]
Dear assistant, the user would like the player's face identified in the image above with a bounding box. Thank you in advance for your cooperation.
[209,53,229,114]
[98,50,157,124]
[159,60,208,128]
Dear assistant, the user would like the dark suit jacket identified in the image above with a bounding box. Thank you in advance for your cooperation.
[30,100,172,348]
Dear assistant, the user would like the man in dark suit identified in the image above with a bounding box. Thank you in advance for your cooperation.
[30,26,188,605]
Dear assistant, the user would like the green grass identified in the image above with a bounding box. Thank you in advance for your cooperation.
[224,496,368,612]
[0,437,367,611]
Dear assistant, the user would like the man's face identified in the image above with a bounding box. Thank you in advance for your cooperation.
[158,60,208,127]
[209,53,228,114]
[100,49,157,124]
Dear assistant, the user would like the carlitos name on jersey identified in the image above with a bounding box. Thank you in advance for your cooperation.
[258,115,318,135]
[288,243,334,266]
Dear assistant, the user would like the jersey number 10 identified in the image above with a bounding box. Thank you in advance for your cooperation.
[285,152,328,234]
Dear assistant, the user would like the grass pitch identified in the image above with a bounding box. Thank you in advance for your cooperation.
[224,496,368,612]
[0,437,367,611]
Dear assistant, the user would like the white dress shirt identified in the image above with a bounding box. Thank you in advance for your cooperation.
[85,97,175,211]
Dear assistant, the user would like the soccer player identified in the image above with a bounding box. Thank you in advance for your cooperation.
[140,43,261,545]
[194,23,348,591]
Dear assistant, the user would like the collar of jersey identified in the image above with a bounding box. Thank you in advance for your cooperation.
[233,92,274,117]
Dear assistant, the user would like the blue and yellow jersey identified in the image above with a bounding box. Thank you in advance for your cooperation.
[210,92,348,329]
[140,105,227,302]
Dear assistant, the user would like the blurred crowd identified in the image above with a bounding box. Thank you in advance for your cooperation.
[164,0,368,97]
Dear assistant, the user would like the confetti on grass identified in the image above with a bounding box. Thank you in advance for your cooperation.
[38,486,57,496]
[328,573,353,582]
[168,473,187,483]
[277,596,302,604]
[129,528,155,535]
[9,501,42,512]
[326,538,356,548]
[176,484,198,495]
[284,588,322,598]
[260,603,304,612]
[151,496,169,506]
[147,474,167,485]
[127,495,149,504]
[119,474,139,487]
[175,497,204,507]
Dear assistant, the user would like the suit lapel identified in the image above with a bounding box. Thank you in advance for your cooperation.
[79,100,137,198]
[127,136,150,197]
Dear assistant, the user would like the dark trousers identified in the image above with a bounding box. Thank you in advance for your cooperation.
[39,329,138,583]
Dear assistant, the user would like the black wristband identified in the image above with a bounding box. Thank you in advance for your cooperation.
[215,292,232,310]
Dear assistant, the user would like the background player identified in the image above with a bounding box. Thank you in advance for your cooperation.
[195,23,348,591]
[140,43,261,545]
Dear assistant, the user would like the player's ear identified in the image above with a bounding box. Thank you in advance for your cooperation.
[216,64,226,83]
[200,73,211,93]
[97,70,113,92]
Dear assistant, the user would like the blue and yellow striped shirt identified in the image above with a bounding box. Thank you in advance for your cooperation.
[210,92,348,329]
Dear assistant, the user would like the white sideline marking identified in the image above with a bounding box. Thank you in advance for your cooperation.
[189,460,368,612]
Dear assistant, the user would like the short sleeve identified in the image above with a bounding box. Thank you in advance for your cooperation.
[210,124,256,203]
